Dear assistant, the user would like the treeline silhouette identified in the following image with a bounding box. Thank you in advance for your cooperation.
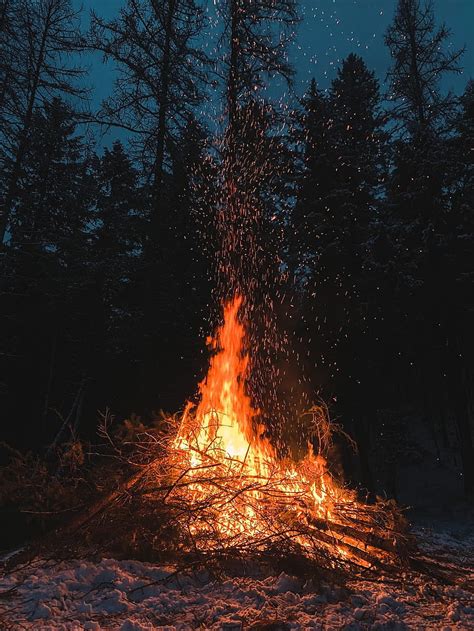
[0,0,472,502]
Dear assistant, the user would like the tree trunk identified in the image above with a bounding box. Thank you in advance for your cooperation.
[150,0,176,253]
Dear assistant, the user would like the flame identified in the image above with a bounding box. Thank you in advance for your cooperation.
[173,295,351,546]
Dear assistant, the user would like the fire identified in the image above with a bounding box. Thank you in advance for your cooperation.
[172,295,352,548]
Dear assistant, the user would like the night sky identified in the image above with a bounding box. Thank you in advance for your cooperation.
[79,0,474,145]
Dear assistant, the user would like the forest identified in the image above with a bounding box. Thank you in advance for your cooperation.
[0,0,473,517]
[1,1,474,628]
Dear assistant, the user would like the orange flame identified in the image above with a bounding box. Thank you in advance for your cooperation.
[173,295,349,543]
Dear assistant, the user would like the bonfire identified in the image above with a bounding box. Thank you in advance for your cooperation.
[127,295,412,576]
[5,295,469,591]
[5,296,413,580]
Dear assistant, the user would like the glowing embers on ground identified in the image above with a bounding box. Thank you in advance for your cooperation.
[169,295,354,553]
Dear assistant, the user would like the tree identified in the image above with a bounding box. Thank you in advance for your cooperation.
[0,97,94,448]
[384,1,473,496]
[218,0,298,128]
[290,79,333,274]
[215,0,299,307]
[294,56,384,375]
[92,140,143,347]
[145,118,214,407]
[291,56,386,487]
[8,98,91,251]
[438,81,474,496]
[89,0,209,251]
[85,140,145,413]
[385,0,463,137]
[0,0,87,244]
[89,0,212,414]
[216,0,298,293]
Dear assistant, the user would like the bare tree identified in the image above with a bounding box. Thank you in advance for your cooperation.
[0,0,87,244]
[385,0,464,137]
[89,0,209,250]
[0,0,18,115]
[218,0,298,132]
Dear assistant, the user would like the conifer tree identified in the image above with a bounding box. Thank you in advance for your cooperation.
[384,0,473,495]
[0,97,94,447]
[212,1,299,441]
[9,98,91,252]
[291,56,385,486]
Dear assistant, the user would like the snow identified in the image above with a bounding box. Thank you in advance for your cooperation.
[1,528,473,630]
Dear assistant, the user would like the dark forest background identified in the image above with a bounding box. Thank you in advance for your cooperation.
[0,0,473,512]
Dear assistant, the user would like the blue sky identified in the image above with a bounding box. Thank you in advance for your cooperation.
[79,0,474,145]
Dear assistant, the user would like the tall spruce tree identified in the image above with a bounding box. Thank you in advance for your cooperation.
[150,118,214,407]
[0,98,95,447]
[438,81,474,495]
[292,56,385,487]
[295,56,384,384]
[291,78,332,264]
[86,141,145,413]
[385,0,473,495]
[8,98,91,251]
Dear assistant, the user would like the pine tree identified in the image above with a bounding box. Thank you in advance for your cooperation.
[85,140,145,411]
[384,1,473,495]
[148,118,213,407]
[290,79,333,274]
[209,1,299,442]
[439,81,474,495]
[0,97,95,447]
[9,98,91,251]
[296,55,384,379]
[291,56,386,487]
[94,141,142,276]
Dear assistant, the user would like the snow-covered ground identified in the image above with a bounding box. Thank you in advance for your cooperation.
[1,528,473,630]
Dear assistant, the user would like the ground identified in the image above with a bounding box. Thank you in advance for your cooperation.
[1,526,473,630]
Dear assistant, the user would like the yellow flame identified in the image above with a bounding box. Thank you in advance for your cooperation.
[173,296,349,542]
